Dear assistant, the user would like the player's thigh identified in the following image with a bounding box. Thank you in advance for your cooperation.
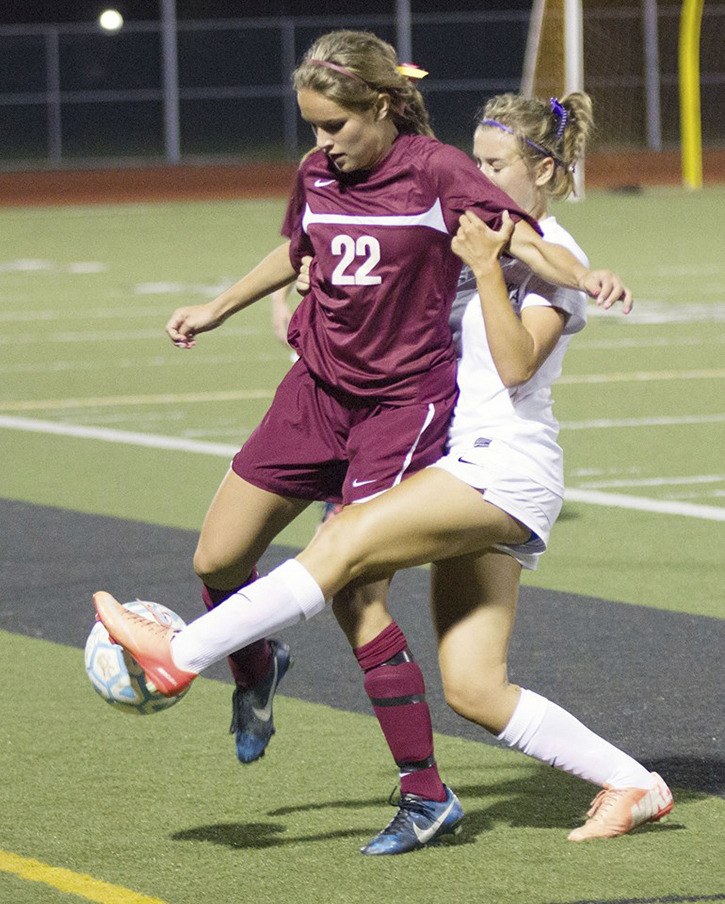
[304,467,530,587]
[431,549,522,695]
[195,469,308,585]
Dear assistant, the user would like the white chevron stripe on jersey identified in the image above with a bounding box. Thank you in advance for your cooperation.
[302,198,449,234]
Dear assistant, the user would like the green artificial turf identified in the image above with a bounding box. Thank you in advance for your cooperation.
[1,187,723,902]
[1,631,722,904]
[1,189,723,614]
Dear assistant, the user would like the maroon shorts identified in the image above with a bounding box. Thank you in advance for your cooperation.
[232,359,457,505]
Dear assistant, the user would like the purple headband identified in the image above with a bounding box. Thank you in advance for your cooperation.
[308,59,367,86]
[479,118,573,172]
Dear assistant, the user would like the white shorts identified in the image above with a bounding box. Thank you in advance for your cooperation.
[429,439,563,570]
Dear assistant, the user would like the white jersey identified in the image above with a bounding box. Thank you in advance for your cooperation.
[446,215,588,498]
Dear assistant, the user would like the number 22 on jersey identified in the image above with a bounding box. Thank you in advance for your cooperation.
[330,234,382,286]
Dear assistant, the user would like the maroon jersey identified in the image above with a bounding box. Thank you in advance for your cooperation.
[282,133,539,404]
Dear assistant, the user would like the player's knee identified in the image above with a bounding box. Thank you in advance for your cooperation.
[192,543,239,587]
[442,674,507,734]
[310,509,370,578]
[335,506,386,580]
[441,679,477,721]
[192,545,218,584]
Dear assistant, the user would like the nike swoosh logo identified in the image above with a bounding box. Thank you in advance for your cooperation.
[351,478,377,488]
[314,178,336,187]
[412,799,456,844]
[251,655,278,722]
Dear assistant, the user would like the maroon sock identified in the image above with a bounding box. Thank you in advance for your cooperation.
[355,622,446,802]
[202,568,271,690]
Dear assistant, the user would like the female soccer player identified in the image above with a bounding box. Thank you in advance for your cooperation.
[95,88,671,854]
[96,95,672,854]
[151,29,631,767]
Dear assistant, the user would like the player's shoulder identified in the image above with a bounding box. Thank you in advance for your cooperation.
[530,217,589,334]
[418,135,474,168]
[296,147,327,174]
[396,134,473,170]
[540,216,589,267]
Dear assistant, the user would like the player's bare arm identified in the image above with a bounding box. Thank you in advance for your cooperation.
[452,211,565,386]
[166,240,296,348]
[504,215,633,313]
[271,288,294,346]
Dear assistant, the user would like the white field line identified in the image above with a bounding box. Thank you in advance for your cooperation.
[0,354,280,376]
[1,308,722,351]
[575,475,723,490]
[2,399,722,437]
[0,325,261,344]
[1,362,722,380]
[2,414,724,522]
[564,488,725,521]
[557,368,725,385]
[561,413,725,430]
[0,415,238,457]
[587,300,725,323]
[0,304,174,322]
[0,329,177,344]
[572,335,725,350]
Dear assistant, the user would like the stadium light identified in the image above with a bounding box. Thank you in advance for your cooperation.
[98,9,124,32]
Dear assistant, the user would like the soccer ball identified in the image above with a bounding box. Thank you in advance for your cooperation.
[84,600,190,715]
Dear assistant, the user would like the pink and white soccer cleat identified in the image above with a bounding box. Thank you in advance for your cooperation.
[567,772,673,841]
[92,591,197,697]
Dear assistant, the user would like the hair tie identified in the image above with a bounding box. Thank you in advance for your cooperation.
[549,97,569,141]
[396,63,429,80]
[309,59,368,86]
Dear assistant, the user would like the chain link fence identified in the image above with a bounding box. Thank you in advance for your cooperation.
[1,7,722,168]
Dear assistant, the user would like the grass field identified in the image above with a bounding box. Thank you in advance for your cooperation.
[0,187,723,903]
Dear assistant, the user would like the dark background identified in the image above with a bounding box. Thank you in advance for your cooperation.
[1,2,536,161]
[1,1,533,25]
[2,2,723,167]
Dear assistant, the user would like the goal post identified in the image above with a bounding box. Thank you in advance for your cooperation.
[679,0,704,189]
[524,0,712,190]
[521,0,585,196]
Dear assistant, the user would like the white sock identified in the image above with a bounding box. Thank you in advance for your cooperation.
[498,689,655,790]
[170,559,325,674]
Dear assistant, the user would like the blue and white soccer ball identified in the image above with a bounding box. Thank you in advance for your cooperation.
[84,600,190,715]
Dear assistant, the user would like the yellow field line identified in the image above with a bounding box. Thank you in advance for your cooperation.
[0,848,169,904]
[0,369,723,413]
[0,389,274,412]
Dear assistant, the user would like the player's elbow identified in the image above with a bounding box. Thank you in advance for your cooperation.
[497,362,536,388]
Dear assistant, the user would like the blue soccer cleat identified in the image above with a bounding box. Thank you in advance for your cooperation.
[229,639,291,764]
[361,786,464,855]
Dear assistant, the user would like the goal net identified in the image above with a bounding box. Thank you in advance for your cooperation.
[523,0,724,154]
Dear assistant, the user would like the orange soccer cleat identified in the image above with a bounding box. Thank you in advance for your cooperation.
[92,591,197,697]
[567,772,673,841]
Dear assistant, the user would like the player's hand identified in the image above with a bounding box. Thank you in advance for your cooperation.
[165,303,225,348]
[451,210,515,274]
[579,270,633,313]
[296,255,313,295]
